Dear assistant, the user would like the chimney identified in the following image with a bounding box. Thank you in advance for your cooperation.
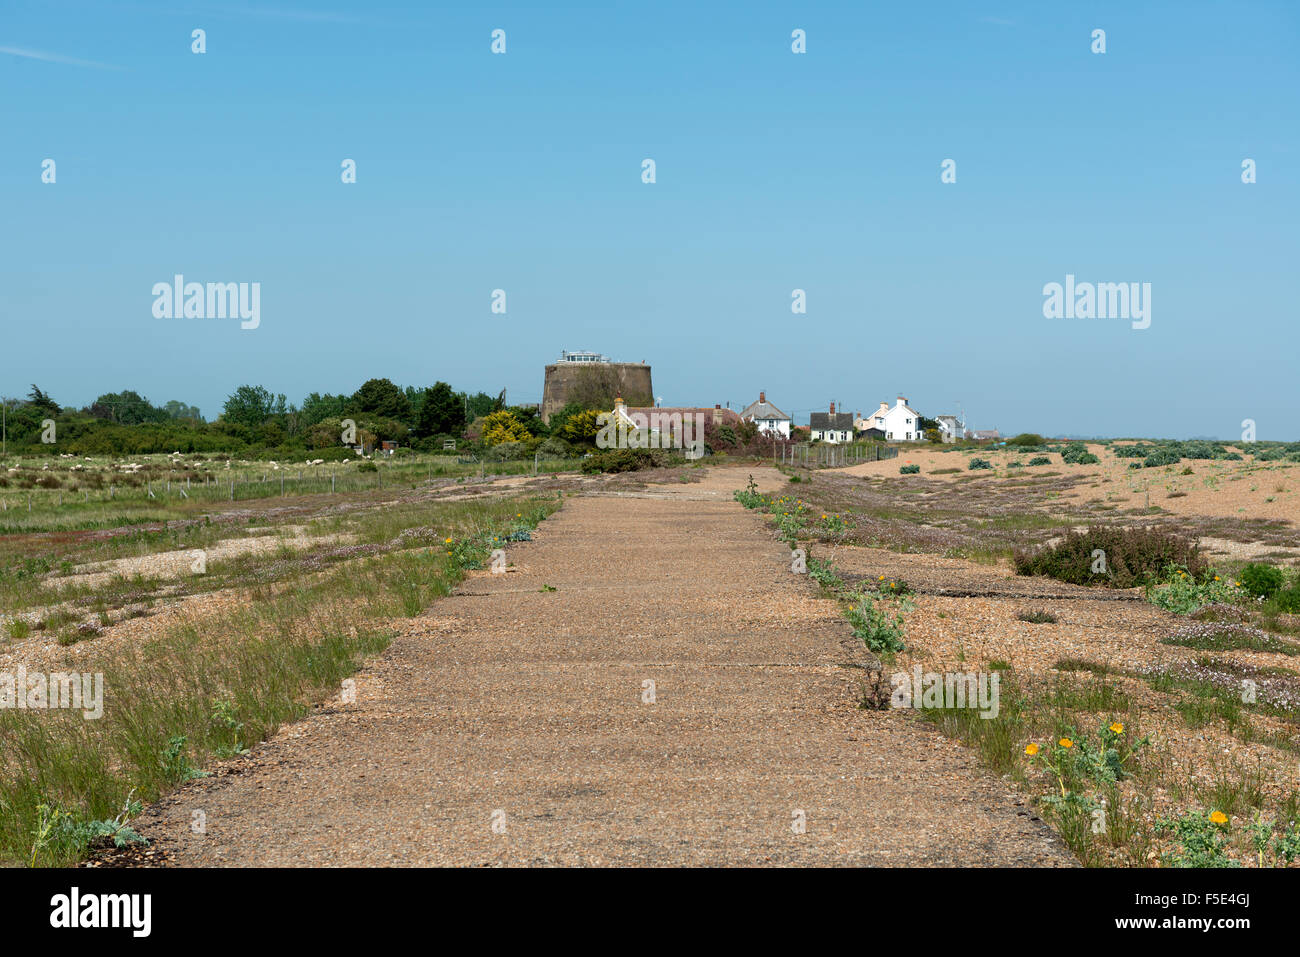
[715,403,721,410]
[896,395,907,408]
[829,401,836,415]
[759,391,765,403]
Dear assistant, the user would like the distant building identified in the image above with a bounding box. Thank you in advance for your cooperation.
[809,402,856,444]
[967,429,1002,442]
[739,391,792,438]
[863,397,925,442]
[541,350,653,424]
[935,415,964,443]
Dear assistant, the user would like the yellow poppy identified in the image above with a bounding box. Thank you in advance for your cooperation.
[1058,738,1073,749]
[1209,811,1228,825]
[1109,722,1124,734]
[1024,743,1039,756]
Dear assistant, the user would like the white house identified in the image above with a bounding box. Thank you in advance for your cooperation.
[739,391,792,438]
[935,415,964,443]
[862,397,925,442]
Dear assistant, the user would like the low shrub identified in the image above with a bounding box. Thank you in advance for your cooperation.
[1113,445,1152,459]
[1239,563,1284,599]
[899,464,920,475]
[1018,609,1058,624]
[844,595,905,654]
[1146,567,1244,615]
[581,448,660,474]
[1027,456,1052,466]
[1014,526,1206,588]
[1143,448,1181,468]
[968,458,993,471]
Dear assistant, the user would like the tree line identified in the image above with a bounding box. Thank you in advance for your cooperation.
[0,380,513,457]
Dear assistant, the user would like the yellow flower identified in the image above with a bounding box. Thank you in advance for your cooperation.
[444,537,452,544]
[1058,738,1074,749]
[878,575,885,581]
[1209,811,1228,825]
[1025,743,1039,756]
[1214,575,1220,581]
[1110,722,1124,734]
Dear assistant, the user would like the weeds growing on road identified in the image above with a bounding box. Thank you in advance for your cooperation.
[0,494,558,866]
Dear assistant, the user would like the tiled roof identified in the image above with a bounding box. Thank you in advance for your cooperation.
[809,412,856,431]
[739,398,791,421]
[626,407,743,426]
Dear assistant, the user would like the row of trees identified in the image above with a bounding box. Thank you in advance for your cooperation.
[4,375,802,460]
[2,380,536,456]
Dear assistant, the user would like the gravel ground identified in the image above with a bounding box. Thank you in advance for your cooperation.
[842,444,1300,528]
[104,467,1073,867]
[63,528,354,588]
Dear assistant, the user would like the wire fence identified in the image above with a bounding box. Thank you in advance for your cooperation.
[775,442,900,468]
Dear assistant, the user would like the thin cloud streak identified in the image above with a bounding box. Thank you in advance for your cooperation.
[0,45,123,70]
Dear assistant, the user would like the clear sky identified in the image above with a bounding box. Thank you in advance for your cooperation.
[3,0,1297,438]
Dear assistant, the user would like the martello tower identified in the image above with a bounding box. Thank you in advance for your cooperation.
[541,350,653,424]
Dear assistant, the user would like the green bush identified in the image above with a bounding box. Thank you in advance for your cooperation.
[580,448,659,474]
[1014,526,1206,588]
[1239,563,1284,599]
[968,458,993,470]
[1112,445,1151,458]
[1007,433,1045,447]
[1147,567,1245,615]
[1060,445,1100,465]
[1027,456,1052,466]
[1143,448,1181,468]
[899,464,920,475]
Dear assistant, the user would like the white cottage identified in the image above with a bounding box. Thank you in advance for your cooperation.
[862,397,925,442]
[739,391,792,438]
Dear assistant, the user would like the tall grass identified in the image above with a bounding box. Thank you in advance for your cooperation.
[0,494,557,865]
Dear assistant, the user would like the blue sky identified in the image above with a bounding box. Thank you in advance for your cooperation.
[2,0,1297,438]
